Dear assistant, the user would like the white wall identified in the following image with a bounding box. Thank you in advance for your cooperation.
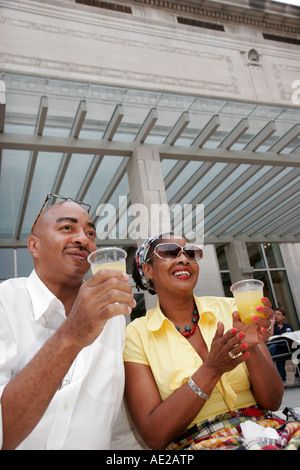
[0,0,299,106]
[280,243,300,318]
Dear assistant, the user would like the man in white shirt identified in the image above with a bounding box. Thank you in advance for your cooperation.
[0,196,136,449]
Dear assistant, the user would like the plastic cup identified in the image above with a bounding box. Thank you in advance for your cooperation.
[88,247,127,274]
[230,279,264,323]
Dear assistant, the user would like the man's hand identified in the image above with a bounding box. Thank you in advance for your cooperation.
[63,269,136,348]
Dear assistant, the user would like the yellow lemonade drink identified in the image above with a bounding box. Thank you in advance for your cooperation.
[91,262,126,274]
[233,290,264,323]
[230,279,264,324]
[88,247,127,276]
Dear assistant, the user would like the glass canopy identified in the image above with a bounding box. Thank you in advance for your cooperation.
[0,73,299,247]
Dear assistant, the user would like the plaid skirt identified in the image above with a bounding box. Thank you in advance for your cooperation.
[165,405,300,450]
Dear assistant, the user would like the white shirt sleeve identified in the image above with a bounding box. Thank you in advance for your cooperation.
[0,304,18,449]
[0,384,6,449]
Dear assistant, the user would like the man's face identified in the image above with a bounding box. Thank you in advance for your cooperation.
[274,310,285,324]
[29,201,97,285]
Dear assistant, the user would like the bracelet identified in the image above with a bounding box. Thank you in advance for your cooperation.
[187,377,210,402]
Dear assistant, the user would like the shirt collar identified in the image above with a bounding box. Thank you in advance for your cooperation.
[147,296,217,332]
[146,296,237,410]
[27,270,65,324]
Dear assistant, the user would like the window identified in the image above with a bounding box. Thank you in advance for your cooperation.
[0,248,34,280]
[17,248,34,277]
[216,245,231,297]
[263,33,300,46]
[75,0,132,14]
[247,243,299,330]
[177,17,225,32]
[216,243,299,330]
[0,249,14,281]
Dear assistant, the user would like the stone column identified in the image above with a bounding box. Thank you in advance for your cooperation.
[225,241,253,283]
[280,243,300,321]
[194,245,225,298]
[127,145,171,310]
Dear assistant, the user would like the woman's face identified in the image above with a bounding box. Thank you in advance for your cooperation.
[142,235,200,296]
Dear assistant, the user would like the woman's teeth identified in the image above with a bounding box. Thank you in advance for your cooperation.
[174,270,191,277]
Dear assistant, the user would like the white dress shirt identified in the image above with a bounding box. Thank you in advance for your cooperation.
[0,270,126,450]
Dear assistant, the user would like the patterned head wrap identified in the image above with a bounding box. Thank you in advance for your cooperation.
[134,233,161,294]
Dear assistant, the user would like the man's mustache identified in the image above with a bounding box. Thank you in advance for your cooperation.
[65,245,91,256]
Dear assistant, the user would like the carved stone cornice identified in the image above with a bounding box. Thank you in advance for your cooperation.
[127,0,300,34]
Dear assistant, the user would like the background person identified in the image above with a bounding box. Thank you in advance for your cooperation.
[123,233,289,450]
[268,308,294,382]
[0,196,136,450]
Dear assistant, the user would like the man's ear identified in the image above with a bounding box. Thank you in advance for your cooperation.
[27,234,39,259]
[142,263,153,280]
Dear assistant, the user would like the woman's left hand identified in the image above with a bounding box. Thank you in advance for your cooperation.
[232,297,274,349]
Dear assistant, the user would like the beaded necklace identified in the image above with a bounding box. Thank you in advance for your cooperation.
[175,308,199,338]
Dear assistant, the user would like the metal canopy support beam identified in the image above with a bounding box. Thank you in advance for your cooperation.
[172,163,244,239]
[191,115,220,147]
[0,237,137,248]
[90,157,128,222]
[232,173,300,236]
[244,121,276,151]
[2,133,300,167]
[169,161,214,205]
[35,96,48,136]
[276,216,300,237]
[295,227,300,237]
[249,198,299,238]
[268,123,300,153]
[0,80,6,133]
[291,143,300,154]
[192,165,261,236]
[159,144,300,167]
[262,203,300,236]
[103,104,124,141]
[171,161,231,229]
[163,111,190,145]
[211,166,284,237]
[1,230,297,248]
[117,193,133,240]
[204,165,261,229]
[14,96,49,239]
[110,193,132,240]
[77,104,122,202]
[0,80,6,175]
[51,100,88,195]
[189,163,238,206]
[164,160,189,189]
[69,100,88,139]
[76,155,104,202]
[134,108,158,143]
[219,118,249,149]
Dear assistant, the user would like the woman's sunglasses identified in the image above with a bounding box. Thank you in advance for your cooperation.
[146,243,203,263]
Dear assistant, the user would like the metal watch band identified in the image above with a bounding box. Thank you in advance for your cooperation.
[187,377,210,402]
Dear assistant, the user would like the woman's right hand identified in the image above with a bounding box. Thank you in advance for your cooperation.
[204,321,249,376]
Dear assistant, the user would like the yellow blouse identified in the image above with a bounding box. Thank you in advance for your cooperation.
[123,296,256,427]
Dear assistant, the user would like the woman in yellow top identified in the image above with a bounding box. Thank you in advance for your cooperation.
[123,233,286,450]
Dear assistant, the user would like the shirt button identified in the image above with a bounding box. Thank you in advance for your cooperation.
[64,403,68,410]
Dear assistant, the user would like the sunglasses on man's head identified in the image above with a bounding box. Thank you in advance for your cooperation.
[147,243,203,263]
[31,193,91,234]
